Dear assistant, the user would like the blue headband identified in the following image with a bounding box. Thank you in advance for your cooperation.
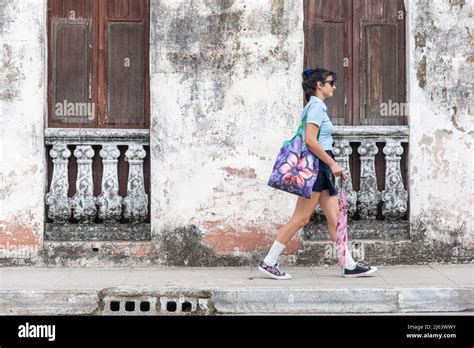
[303,68,313,77]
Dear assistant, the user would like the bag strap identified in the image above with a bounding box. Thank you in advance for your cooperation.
[285,103,322,145]
[299,106,321,140]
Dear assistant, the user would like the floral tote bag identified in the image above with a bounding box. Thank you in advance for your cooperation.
[267,110,320,199]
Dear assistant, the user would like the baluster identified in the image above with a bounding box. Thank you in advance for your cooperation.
[382,140,408,219]
[71,145,97,223]
[123,144,148,223]
[333,140,357,217]
[357,141,381,219]
[46,143,71,223]
[98,144,122,223]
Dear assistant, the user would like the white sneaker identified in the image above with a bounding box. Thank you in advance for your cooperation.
[258,261,292,280]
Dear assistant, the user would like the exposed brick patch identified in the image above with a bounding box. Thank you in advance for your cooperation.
[202,221,300,254]
[0,211,40,247]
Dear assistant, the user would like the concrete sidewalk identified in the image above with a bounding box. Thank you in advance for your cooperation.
[1,264,473,315]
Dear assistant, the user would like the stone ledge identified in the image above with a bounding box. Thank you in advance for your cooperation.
[333,126,409,141]
[298,240,473,266]
[44,223,151,241]
[44,128,150,145]
[303,219,410,240]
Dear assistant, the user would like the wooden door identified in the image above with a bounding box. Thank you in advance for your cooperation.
[47,0,150,129]
[304,0,407,126]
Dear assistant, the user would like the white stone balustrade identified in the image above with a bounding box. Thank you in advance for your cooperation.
[45,128,408,224]
[332,126,409,220]
[98,144,123,223]
[45,143,72,223]
[45,129,149,224]
[123,144,149,223]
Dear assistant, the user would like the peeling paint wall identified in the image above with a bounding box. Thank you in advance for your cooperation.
[408,0,473,247]
[149,0,304,257]
[0,0,472,267]
[0,0,45,259]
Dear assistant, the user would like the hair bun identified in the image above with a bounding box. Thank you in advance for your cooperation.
[303,68,313,77]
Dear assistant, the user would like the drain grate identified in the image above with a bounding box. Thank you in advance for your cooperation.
[110,301,120,312]
[125,301,135,312]
[101,295,212,315]
[159,296,211,315]
[182,301,192,312]
[166,301,177,312]
[140,301,150,312]
[103,297,157,315]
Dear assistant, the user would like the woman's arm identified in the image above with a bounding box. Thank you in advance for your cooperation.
[305,123,335,165]
[305,123,346,179]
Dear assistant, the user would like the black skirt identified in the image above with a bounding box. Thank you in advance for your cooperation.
[312,150,338,196]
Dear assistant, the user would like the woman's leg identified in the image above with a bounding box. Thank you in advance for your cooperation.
[317,190,339,243]
[275,191,322,245]
[259,191,321,279]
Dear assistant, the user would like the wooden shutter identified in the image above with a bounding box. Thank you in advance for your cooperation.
[50,19,91,124]
[304,0,352,125]
[362,23,398,124]
[106,22,145,126]
[353,0,406,125]
[304,0,351,125]
[48,0,96,127]
[99,0,149,128]
[305,21,347,125]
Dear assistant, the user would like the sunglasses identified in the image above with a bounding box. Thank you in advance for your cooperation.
[322,80,335,87]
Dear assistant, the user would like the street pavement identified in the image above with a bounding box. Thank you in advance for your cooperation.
[0,264,472,315]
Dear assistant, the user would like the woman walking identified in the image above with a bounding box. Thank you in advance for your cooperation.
[259,68,378,280]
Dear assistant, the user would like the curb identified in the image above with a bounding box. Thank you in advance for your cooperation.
[2,287,473,315]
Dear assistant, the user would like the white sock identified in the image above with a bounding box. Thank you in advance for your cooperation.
[343,245,357,270]
[263,240,286,266]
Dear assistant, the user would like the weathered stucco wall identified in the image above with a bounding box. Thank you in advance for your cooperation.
[150,0,304,263]
[0,0,46,262]
[0,0,471,267]
[407,0,473,253]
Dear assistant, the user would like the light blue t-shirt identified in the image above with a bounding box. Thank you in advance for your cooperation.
[301,96,334,151]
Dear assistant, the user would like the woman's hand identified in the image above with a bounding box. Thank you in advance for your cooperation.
[330,163,347,180]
